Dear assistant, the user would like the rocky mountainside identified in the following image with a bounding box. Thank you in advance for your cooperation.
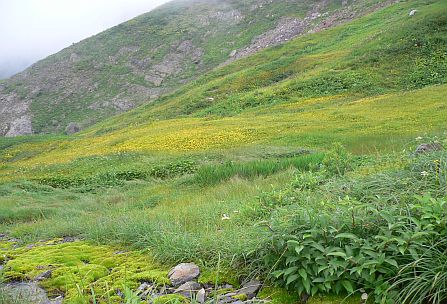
[0,0,396,136]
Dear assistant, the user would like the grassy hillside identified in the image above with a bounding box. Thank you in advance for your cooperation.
[1,0,447,303]
[0,0,391,136]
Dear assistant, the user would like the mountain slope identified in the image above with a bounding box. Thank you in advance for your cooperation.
[0,0,397,136]
[0,0,445,178]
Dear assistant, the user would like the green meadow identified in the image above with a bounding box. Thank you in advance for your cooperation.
[1,0,447,303]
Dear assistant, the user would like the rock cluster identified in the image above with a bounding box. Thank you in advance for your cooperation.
[0,243,264,304]
[134,262,263,303]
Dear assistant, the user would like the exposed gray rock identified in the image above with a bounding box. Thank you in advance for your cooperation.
[0,282,61,304]
[236,280,261,299]
[35,270,52,281]
[174,281,202,297]
[137,282,154,300]
[409,9,417,16]
[69,53,81,63]
[415,143,444,155]
[168,263,200,286]
[197,288,206,303]
[145,74,164,86]
[65,122,81,135]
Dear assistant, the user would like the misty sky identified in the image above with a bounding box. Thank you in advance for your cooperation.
[0,0,171,79]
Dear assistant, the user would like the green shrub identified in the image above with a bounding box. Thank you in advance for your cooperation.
[322,143,353,176]
[260,195,447,302]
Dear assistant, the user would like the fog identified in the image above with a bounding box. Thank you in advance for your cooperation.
[0,0,171,79]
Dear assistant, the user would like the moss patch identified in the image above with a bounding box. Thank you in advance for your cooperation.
[258,287,364,304]
[2,241,169,303]
[232,293,248,301]
[198,269,240,287]
[258,287,300,304]
[153,294,188,304]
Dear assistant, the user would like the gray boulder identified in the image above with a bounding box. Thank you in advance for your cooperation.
[236,280,262,299]
[65,122,81,135]
[174,281,202,298]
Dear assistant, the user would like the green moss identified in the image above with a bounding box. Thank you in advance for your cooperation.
[307,294,364,304]
[198,269,240,287]
[257,287,300,304]
[232,293,248,301]
[2,241,169,303]
[152,294,188,304]
[258,287,364,304]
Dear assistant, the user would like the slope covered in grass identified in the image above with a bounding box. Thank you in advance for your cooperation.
[0,0,447,303]
[0,0,392,136]
[1,0,446,181]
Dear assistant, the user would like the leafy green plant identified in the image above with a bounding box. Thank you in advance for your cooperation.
[257,190,447,303]
[322,143,353,177]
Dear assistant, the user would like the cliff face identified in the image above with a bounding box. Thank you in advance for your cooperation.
[0,0,394,136]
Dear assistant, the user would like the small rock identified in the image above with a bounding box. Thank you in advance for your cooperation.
[197,288,206,303]
[35,270,52,281]
[409,9,417,16]
[361,293,369,304]
[137,282,152,291]
[236,280,261,299]
[62,236,78,243]
[168,263,200,286]
[51,296,64,304]
[415,143,444,155]
[174,281,202,298]
[217,295,237,304]
[229,50,237,57]
[137,282,154,300]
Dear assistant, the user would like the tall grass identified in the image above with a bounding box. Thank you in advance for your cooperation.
[194,153,324,186]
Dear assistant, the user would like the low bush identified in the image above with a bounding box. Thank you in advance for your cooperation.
[35,160,197,192]
[253,150,447,303]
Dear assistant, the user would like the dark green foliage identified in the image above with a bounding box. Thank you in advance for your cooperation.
[35,160,197,192]
[252,150,447,303]
[322,143,353,176]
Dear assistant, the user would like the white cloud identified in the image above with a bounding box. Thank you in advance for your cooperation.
[0,0,171,78]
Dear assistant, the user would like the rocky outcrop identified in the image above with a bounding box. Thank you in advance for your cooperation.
[0,88,32,136]
[226,0,399,64]
[65,122,81,135]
